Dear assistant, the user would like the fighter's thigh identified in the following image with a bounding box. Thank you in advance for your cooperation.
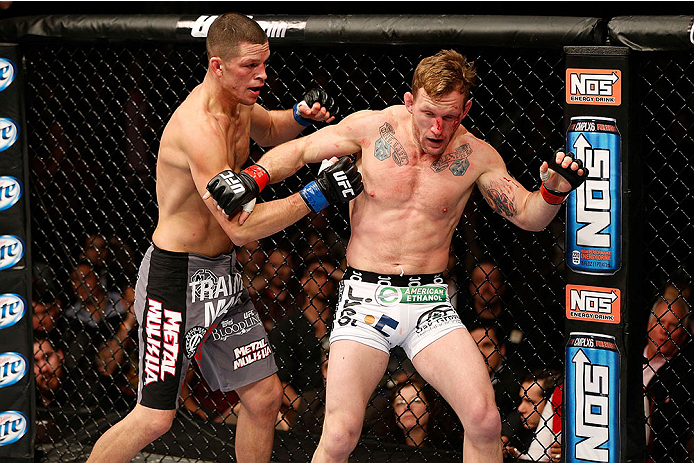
[411,328,495,413]
[324,340,389,421]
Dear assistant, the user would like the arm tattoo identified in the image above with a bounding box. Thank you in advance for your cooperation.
[374,122,409,166]
[431,143,472,176]
[482,179,517,218]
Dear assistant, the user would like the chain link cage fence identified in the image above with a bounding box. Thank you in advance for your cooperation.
[11,15,693,463]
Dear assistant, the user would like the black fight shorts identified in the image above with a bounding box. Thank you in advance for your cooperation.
[135,244,277,410]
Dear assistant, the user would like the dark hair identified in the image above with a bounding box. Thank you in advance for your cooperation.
[375,376,463,449]
[467,319,506,346]
[206,13,267,61]
[521,369,562,401]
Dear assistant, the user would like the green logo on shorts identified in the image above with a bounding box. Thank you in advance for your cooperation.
[375,285,447,306]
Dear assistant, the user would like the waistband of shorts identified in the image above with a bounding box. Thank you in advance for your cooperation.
[342,267,444,287]
[150,243,236,262]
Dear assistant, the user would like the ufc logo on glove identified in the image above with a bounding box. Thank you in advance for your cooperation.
[221,172,246,195]
[332,171,355,197]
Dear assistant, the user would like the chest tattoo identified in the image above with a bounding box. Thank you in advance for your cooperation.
[374,122,409,166]
[431,143,472,176]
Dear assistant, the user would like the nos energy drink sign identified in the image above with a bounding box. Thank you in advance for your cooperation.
[566,116,621,274]
[565,332,620,463]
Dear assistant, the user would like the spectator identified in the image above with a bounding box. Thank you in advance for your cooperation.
[297,230,331,263]
[79,234,137,308]
[81,234,110,275]
[469,321,519,418]
[382,376,463,449]
[468,260,507,321]
[661,269,692,333]
[255,246,299,329]
[465,259,553,374]
[531,385,562,463]
[643,296,694,462]
[33,334,67,444]
[34,335,65,408]
[62,262,137,406]
[503,370,561,461]
[391,378,432,447]
[297,210,348,265]
[465,260,524,349]
[661,267,691,303]
[361,351,418,440]
[270,260,339,426]
[179,364,240,424]
[106,236,138,302]
[32,261,63,345]
[287,345,330,435]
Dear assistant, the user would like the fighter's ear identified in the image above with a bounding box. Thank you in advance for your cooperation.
[210,57,224,76]
[462,98,473,119]
[404,92,414,113]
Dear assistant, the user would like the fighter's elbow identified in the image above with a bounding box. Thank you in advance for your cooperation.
[526,224,548,233]
[513,216,548,233]
[228,231,252,247]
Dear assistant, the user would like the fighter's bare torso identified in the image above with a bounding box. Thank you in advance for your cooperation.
[346,105,500,274]
[152,84,252,256]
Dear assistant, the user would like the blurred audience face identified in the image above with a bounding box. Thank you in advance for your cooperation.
[470,326,505,375]
[647,298,690,359]
[301,261,338,303]
[469,262,505,319]
[34,338,64,403]
[518,380,547,430]
[33,301,60,333]
[83,235,108,268]
[71,263,102,304]
[304,232,330,262]
[393,384,430,435]
[262,249,294,301]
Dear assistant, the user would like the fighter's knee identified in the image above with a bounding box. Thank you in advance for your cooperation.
[267,377,283,410]
[263,376,283,412]
[319,414,362,458]
[134,409,175,442]
[240,375,283,418]
[148,416,175,441]
[463,399,501,442]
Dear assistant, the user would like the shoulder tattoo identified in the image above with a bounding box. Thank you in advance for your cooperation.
[431,143,472,176]
[481,179,517,218]
[374,122,409,166]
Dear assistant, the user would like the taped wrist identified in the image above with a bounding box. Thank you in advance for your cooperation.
[541,184,569,205]
[292,101,312,127]
[243,164,270,192]
[300,181,329,212]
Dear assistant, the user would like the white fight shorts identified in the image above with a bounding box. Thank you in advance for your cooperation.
[330,267,465,359]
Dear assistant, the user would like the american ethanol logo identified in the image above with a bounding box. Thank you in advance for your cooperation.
[375,285,447,306]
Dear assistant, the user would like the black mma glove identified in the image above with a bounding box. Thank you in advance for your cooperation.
[293,88,338,127]
[206,165,270,215]
[299,157,363,212]
[540,149,590,205]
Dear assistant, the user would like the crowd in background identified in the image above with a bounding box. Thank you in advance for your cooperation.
[30,207,693,461]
